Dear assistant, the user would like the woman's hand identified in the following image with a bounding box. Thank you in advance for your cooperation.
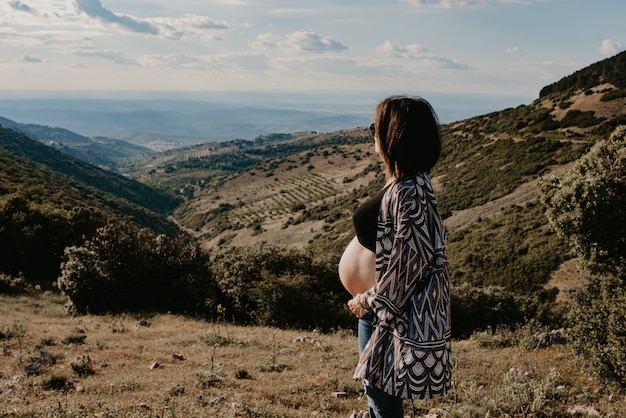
[348,294,369,318]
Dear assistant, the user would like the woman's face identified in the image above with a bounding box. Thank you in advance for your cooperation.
[370,122,382,156]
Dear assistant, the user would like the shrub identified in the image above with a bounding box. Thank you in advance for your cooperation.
[58,219,218,315]
[0,196,106,286]
[540,125,626,386]
[539,125,626,276]
[235,369,252,379]
[71,356,95,377]
[43,375,71,391]
[567,273,626,385]
[0,273,28,295]
[559,109,605,128]
[600,88,626,101]
[195,370,222,388]
[62,334,87,345]
[451,283,565,339]
[210,243,353,331]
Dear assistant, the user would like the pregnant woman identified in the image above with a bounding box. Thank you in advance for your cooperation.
[338,95,452,418]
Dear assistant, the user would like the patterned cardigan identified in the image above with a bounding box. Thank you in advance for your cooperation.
[353,173,452,399]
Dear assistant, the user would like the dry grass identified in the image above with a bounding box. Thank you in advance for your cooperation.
[2,293,625,417]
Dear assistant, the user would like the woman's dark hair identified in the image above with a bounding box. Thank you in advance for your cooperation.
[374,95,442,178]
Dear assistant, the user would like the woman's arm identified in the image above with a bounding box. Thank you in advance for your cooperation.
[362,178,438,318]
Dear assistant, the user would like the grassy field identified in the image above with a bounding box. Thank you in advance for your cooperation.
[1,292,625,417]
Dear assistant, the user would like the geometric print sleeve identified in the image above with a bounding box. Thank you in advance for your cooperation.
[364,176,435,321]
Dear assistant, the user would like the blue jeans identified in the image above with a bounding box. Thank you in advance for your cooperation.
[358,313,403,418]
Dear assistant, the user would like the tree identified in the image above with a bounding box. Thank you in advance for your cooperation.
[539,125,626,385]
[539,125,626,275]
[0,195,107,288]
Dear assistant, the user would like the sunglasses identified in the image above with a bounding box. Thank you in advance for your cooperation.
[369,123,375,137]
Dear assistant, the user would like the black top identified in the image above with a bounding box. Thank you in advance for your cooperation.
[352,186,388,252]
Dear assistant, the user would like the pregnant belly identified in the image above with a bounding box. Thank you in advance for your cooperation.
[338,236,376,296]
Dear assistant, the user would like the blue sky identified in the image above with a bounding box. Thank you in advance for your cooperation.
[0,0,624,110]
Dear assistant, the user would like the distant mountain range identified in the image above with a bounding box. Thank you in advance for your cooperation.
[0,90,532,147]
[0,116,152,169]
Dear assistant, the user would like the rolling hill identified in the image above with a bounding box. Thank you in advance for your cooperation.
[0,126,179,233]
[131,51,626,299]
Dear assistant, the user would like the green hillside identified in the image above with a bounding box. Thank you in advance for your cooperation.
[0,127,180,284]
[0,127,179,220]
[540,50,626,97]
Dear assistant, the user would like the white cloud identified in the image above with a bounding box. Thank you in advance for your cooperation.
[250,33,281,50]
[271,9,317,14]
[507,46,522,54]
[377,41,425,58]
[139,52,268,71]
[149,15,230,40]
[287,32,348,52]
[71,0,159,34]
[75,48,137,65]
[209,0,249,5]
[400,0,485,8]
[599,39,622,56]
[15,54,43,63]
[401,0,548,8]
[67,1,231,41]
[376,41,470,70]
[0,0,73,25]
[0,27,99,56]
[251,31,349,53]
[140,53,216,70]
[8,1,34,13]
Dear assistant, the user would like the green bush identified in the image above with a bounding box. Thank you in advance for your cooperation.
[0,195,106,285]
[540,126,626,276]
[210,243,353,331]
[450,283,564,339]
[567,273,626,385]
[58,220,217,315]
[0,273,28,295]
[451,283,524,339]
[559,109,605,128]
[540,125,626,386]
[600,88,626,101]
[43,375,71,391]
